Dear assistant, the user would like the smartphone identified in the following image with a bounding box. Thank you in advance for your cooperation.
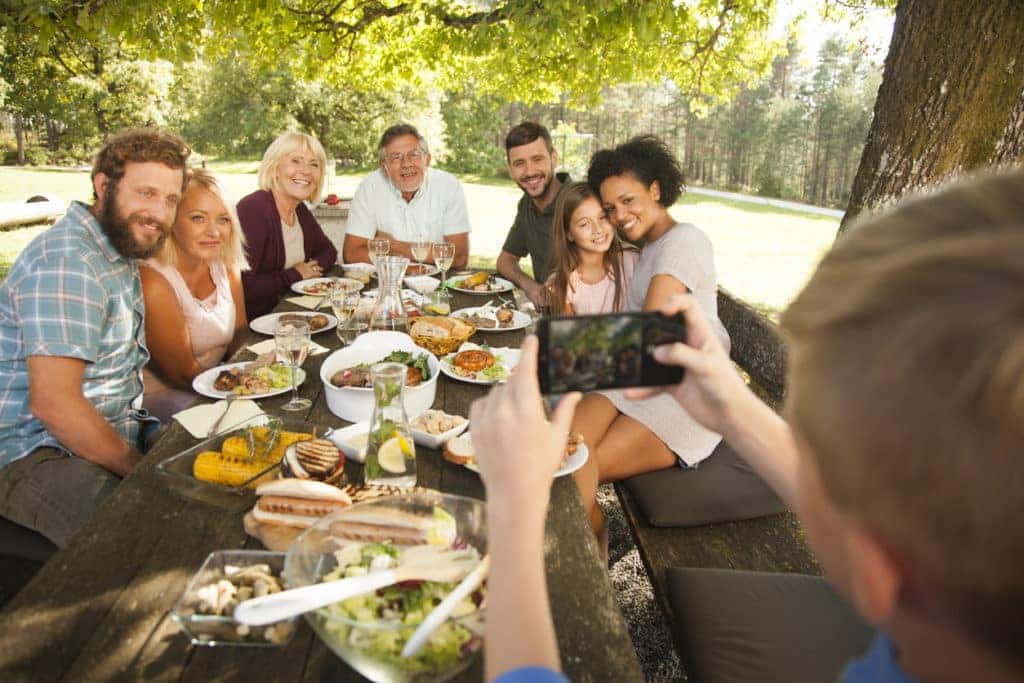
[535,311,687,394]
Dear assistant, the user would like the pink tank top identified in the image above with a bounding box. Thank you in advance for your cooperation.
[566,250,639,314]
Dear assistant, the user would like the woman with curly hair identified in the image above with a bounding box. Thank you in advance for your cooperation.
[572,135,731,551]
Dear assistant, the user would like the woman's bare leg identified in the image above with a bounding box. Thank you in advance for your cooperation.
[570,394,618,534]
[594,413,677,483]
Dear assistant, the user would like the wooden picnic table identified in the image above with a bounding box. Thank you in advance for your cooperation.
[0,273,643,683]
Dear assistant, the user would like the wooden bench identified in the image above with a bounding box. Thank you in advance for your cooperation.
[614,288,820,625]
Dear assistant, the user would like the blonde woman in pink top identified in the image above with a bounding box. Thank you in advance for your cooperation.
[140,170,249,420]
[545,182,638,316]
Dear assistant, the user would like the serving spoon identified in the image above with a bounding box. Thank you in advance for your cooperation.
[233,548,479,626]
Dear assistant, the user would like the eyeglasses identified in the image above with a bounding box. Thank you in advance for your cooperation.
[386,149,425,166]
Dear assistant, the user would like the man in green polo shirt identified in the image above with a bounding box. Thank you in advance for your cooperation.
[497,122,570,308]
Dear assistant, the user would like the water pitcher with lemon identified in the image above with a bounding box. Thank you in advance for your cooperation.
[363,362,417,487]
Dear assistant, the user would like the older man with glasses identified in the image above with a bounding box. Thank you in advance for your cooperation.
[343,123,471,269]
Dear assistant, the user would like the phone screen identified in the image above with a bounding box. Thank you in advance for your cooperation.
[535,312,685,394]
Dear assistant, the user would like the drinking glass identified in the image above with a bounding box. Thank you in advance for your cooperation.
[410,237,431,274]
[368,238,390,271]
[433,241,455,290]
[275,321,311,411]
[330,287,360,342]
[339,322,368,345]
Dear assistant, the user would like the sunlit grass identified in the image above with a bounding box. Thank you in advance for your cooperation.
[0,165,839,311]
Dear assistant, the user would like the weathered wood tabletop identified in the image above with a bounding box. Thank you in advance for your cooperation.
[0,274,643,683]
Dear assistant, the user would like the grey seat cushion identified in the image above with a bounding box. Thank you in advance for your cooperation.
[668,568,874,683]
[0,516,57,563]
[622,440,785,527]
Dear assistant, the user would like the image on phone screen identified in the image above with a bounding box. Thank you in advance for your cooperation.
[547,316,644,393]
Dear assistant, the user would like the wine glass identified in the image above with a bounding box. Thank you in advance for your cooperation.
[410,237,431,275]
[330,287,361,343]
[433,241,455,290]
[369,237,390,272]
[275,321,311,411]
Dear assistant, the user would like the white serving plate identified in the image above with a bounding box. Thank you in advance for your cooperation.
[439,343,521,385]
[319,331,440,423]
[404,275,441,295]
[445,275,514,295]
[452,306,530,333]
[409,413,469,450]
[466,444,589,478]
[326,422,370,463]
[250,311,338,336]
[403,263,440,278]
[192,362,306,400]
[290,277,363,296]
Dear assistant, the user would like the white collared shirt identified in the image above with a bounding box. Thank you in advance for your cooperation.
[345,167,471,242]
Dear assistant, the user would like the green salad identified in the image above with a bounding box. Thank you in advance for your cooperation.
[254,363,293,388]
[316,513,484,677]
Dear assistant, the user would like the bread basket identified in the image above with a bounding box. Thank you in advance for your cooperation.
[409,316,476,355]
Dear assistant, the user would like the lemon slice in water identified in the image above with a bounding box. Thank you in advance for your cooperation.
[378,436,409,474]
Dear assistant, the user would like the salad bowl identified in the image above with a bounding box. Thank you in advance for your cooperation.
[285,492,487,682]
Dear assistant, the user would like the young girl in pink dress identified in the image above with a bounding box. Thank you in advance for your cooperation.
[545,182,638,315]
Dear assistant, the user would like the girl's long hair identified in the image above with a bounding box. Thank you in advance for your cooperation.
[546,181,632,314]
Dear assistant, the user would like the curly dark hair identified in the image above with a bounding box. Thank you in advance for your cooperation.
[587,135,685,207]
[90,128,191,200]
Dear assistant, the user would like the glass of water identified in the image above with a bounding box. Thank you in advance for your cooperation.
[275,321,311,411]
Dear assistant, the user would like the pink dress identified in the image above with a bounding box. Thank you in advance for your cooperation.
[565,250,639,314]
[142,260,236,421]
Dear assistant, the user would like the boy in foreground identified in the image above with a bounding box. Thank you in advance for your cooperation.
[470,169,1024,682]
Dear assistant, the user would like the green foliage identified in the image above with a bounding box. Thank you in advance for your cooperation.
[437,87,505,175]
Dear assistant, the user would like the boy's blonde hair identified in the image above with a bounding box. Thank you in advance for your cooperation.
[781,169,1024,664]
[257,131,328,203]
[155,169,248,270]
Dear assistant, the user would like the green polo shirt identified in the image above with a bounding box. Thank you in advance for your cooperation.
[501,173,571,283]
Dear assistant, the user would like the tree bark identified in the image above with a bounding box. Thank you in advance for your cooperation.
[839,0,1024,235]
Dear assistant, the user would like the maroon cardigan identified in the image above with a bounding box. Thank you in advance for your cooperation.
[237,190,338,320]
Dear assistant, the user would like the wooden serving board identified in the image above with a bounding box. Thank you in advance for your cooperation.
[243,484,438,551]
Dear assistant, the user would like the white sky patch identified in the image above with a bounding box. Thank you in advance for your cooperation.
[772,0,895,66]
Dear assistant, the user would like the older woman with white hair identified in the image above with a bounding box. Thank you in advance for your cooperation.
[237,131,338,319]
[140,169,249,420]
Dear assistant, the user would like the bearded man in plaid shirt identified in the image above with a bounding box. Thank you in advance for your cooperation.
[0,128,190,547]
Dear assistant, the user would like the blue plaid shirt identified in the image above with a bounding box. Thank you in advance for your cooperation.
[0,201,149,467]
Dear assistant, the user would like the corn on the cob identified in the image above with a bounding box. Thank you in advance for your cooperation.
[192,450,270,487]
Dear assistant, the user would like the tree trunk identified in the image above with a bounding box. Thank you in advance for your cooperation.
[839,0,1024,234]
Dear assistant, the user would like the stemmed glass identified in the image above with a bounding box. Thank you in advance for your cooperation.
[433,241,455,289]
[410,237,431,275]
[275,321,311,411]
[369,237,390,273]
[330,286,361,344]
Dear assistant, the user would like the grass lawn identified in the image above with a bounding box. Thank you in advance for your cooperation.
[0,164,839,312]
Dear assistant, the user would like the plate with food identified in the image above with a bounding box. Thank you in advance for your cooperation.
[193,359,306,400]
[341,262,376,284]
[404,262,440,277]
[445,272,514,294]
[439,342,520,385]
[410,409,469,450]
[444,431,588,477]
[452,305,530,332]
[291,277,363,296]
[250,311,338,336]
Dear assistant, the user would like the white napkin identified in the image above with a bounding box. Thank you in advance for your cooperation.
[173,399,265,439]
[285,295,329,310]
[246,339,330,356]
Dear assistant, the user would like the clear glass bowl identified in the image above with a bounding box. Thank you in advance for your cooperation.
[284,492,487,682]
[171,550,297,647]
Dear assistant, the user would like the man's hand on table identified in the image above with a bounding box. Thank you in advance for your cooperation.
[470,336,581,514]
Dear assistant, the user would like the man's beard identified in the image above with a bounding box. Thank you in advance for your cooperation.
[517,165,555,198]
[98,179,170,259]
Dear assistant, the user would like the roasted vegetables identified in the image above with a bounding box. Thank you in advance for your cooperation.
[193,427,313,487]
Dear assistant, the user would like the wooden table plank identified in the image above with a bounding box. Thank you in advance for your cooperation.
[0,278,642,683]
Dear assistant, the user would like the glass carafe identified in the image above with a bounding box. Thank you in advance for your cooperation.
[363,362,417,487]
[369,255,409,332]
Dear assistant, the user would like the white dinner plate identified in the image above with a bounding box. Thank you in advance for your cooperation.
[290,277,363,296]
[452,306,531,332]
[192,362,307,400]
[249,311,339,335]
[466,444,589,478]
[403,263,440,278]
[445,275,515,295]
[439,344,521,385]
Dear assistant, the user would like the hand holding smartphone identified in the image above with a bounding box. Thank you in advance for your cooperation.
[534,311,687,395]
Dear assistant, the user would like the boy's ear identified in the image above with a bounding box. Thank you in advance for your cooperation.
[846,526,903,624]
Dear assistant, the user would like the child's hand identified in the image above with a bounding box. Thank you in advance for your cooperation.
[470,336,581,511]
[626,294,750,436]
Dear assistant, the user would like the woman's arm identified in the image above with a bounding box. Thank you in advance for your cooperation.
[140,266,203,387]
[298,206,339,270]
[225,265,248,358]
[642,273,688,311]
[238,196,301,301]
